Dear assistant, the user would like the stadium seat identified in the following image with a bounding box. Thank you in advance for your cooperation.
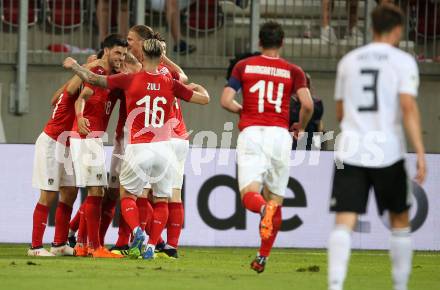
[46,0,83,29]
[1,0,39,27]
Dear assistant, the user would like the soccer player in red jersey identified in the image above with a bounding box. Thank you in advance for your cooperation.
[221,21,314,273]
[63,37,210,259]
[69,34,127,258]
[28,77,85,256]
[111,26,190,256]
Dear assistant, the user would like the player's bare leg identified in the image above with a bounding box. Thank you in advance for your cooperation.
[50,186,78,256]
[328,212,357,290]
[120,186,145,258]
[143,196,169,260]
[389,211,412,290]
[28,190,58,256]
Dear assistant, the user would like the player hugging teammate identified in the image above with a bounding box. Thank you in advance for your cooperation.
[29,25,209,259]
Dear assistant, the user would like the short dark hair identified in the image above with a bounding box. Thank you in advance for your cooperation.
[371,4,404,35]
[130,25,154,40]
[96,49,104,59]
[259,21,284,49]
[101,33,128,49]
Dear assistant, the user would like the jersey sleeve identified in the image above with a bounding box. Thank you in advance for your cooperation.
[171,70,180,81]
[172,79,193,102]
[398,56,419,97]
[291,65,308,93]
[334,58,346,101]
[227,60,244,91]
[107,73,135,91]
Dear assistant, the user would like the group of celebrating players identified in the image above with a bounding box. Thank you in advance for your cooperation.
[29,25,209,260]
[28,3,425,290]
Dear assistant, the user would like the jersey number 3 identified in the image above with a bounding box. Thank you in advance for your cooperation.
[250,80,284,113]
[359,69,379,112]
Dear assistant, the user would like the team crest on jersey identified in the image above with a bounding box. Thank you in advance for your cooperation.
[48,178,54,185]
[97,174,102,180]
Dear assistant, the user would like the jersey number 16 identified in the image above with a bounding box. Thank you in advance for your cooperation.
[136,95,167,128]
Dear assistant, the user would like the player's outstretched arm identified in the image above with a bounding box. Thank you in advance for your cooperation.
[187,83,210,105]
[220,87,242,114]
[63,57,108,88]
[401,93,426,184]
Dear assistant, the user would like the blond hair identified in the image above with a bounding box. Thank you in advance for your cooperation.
[142,38,164,59]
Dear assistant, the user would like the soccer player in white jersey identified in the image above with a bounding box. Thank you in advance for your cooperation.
[221,21,314,273]
[328,4,426,290]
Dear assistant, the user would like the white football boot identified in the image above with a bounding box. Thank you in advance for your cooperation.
[27,247,55,257]
[50,244,75,256]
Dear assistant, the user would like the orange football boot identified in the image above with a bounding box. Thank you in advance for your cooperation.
[90,246,124,258]
[74,244,89,257]
[260,200,278,240]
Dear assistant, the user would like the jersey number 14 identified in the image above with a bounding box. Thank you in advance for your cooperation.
[250,80,284,113]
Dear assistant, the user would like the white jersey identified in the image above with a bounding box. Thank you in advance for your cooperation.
[334,42,419,168]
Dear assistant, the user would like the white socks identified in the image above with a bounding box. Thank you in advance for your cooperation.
[390,227,412,290]
[328,225,352,290]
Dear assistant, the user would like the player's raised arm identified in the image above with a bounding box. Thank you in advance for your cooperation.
[63,57,108,88]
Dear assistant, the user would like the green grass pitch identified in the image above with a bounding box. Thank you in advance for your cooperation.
[0,244,439,290]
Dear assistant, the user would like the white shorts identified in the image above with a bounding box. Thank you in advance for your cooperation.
[236,126,293,197]
[70,138,108,187]
[108,137,125,189]
[170,138,189,190]
[32,132,76,191]
[120,142,175,198]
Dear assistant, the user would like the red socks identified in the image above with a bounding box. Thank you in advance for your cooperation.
[120,197,140,231]
[147,202,169,245]
[77,204,87,245]
[166,202,184,248]
[136,198,153,232]
[99,198,117,246]
[259,207,282,257]
[53,202,73,245]
[115,212,131,247]
[85,196,102,249]
[69,205,81,233]
[242,192,266,214]
[31,203,49,248]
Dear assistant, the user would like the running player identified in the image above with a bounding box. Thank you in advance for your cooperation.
[328,4,426,290]
[220,21,313,273]
[63,37,210,260]
[69,34,127,258]
[28,77,84,256]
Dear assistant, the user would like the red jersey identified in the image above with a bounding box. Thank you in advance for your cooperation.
[229,55,307,131]
[43,88,79,144]
[158,65,188,139]
[115,93,127,140]
[107,71,193,144]
[71,66,118,138]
